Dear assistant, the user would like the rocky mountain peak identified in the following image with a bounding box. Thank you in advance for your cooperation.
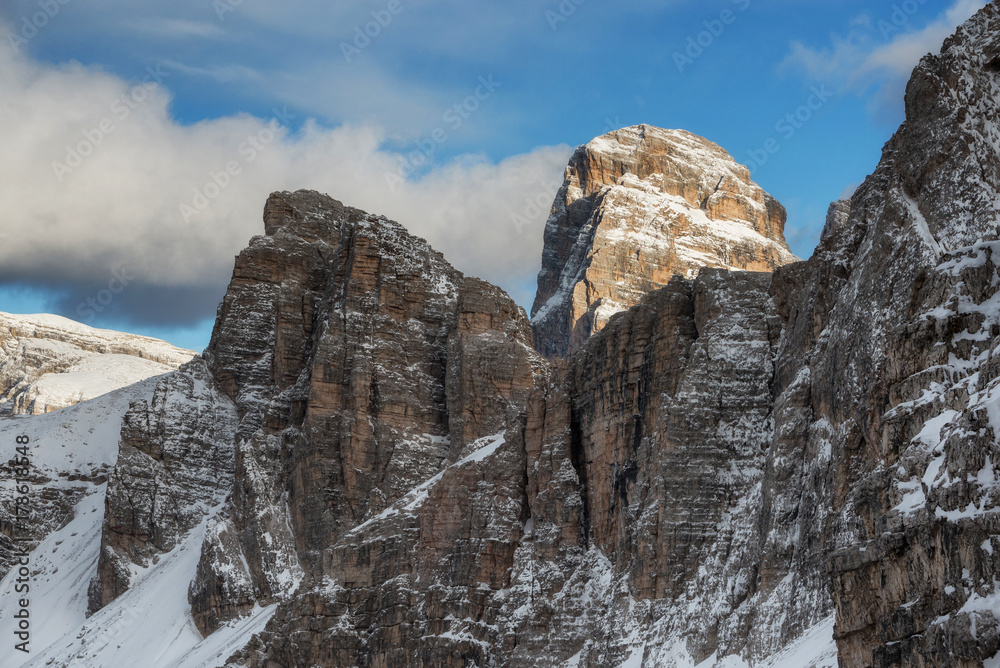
[530,123,798,358]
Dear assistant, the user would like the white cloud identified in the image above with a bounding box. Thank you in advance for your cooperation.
[859,0,987,78]
[780,0,987,116]
[0,35,572,324]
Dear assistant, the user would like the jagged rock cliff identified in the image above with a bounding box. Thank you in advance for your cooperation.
[78,190,546,655]
[188,192,544,642]
[89,359,239,614]
[505,268,833,665]
[530,125,799,358]
[821,199,852,241]
[222,209,826,666]
[807,6,1000,666]
[219,6,1000,662]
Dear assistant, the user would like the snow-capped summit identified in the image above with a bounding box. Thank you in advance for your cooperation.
[530,124,799,358]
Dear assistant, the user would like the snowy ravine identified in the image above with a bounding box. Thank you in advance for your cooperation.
[0,372,270,668]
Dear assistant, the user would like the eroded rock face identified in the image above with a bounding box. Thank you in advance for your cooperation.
[821,198,852,241]
[504,268,833,666]
[88,359,238,613]
[230,430,529,667]
[530,125,799,358]
[801,6,1000,666]
[81,191,546,642]
[229,268,833,668]
[52,6,1000,665]
[226,7,1000,663]
[185,190,547,639]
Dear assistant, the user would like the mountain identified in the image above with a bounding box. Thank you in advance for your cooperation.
[0,312,195,415]
[530,125,799,358]
[5,3,1000,667]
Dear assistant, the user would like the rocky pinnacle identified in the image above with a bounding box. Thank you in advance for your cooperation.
[529,124,798,358]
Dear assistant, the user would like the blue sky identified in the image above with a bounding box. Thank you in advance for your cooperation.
[0,0,987,351]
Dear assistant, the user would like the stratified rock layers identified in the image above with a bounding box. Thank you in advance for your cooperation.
[809,7,1000,666]
[88,191,546,649]
[227,7,1000,663]
[530,125,798,358]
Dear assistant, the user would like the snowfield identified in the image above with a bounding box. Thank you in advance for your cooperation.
[0,311,195,415]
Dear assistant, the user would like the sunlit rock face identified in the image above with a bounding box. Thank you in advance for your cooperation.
[530,124,798,358]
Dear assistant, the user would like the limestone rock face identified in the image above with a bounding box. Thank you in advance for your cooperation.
[530,125,799,358]
[803,6,1000,666]
[227,7,1000,664]
[76,190,545,649]
[821,198,852,241]
[502,268,833,666]
[188,190,547,641]
[0,312,194,414]
[88,359,238,614]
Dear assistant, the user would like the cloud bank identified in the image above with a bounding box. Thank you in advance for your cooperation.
[0,29,572,326]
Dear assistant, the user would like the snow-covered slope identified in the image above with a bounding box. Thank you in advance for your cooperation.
[688,617,836,668]
[11,509,277,668]
[0,377,160,663]
[0,312,195,415]
[0,365,257,668]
